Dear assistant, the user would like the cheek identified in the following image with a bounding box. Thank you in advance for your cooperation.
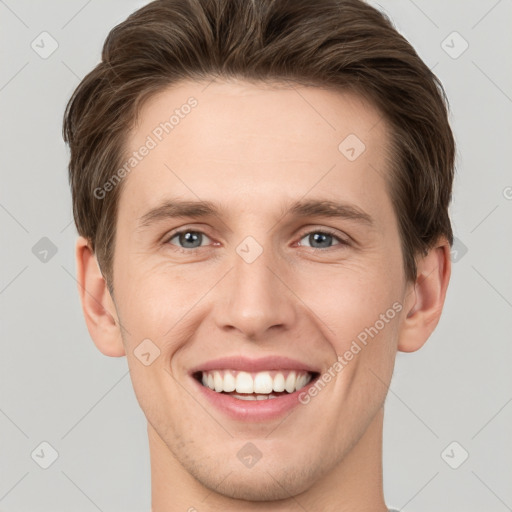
[297,258,404,335]
[295,260,405,388]
[114,259,207,341]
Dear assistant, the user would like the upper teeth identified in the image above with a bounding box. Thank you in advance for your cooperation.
[201,370,312,394]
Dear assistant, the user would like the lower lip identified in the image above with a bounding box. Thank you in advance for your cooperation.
[191,375,318,422]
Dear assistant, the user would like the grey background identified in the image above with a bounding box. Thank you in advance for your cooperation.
[1,0,511,510]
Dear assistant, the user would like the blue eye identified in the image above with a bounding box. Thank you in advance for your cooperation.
[298,231,345,249]
[165,228,348,252]
[167,230,212,249]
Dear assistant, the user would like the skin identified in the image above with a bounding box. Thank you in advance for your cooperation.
[76,79,451,511]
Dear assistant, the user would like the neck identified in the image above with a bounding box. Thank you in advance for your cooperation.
[150,408,388,512]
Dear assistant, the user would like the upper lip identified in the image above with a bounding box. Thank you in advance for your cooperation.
[189,356,320,374]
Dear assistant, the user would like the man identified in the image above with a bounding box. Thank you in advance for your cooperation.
[63,0,454,510]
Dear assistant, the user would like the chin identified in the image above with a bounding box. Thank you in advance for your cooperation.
[187,456,321,502]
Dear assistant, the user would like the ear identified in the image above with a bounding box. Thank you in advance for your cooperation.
[397,238,451,353]
[75,236,125,357]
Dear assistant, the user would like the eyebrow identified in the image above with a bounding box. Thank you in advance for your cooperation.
[137,200,223,229]
[137,198,374,229]
[286,199,373,226]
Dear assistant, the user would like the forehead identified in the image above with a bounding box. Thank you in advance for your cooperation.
[120,79,394,221]
[131,78,389,155]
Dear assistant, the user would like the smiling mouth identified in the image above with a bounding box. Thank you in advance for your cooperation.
[193,369,320,400]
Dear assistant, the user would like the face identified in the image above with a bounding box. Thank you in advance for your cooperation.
[111,79,412,500]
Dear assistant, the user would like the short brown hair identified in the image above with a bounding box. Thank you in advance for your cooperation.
[63,0,455,290]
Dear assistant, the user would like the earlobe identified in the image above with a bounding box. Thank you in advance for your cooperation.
[397,240,451,353]
[75,236,125,357]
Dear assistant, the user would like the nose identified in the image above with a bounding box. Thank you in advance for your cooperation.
[214,244,297,340]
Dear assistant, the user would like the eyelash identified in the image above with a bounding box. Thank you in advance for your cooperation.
[164,227,350,252]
